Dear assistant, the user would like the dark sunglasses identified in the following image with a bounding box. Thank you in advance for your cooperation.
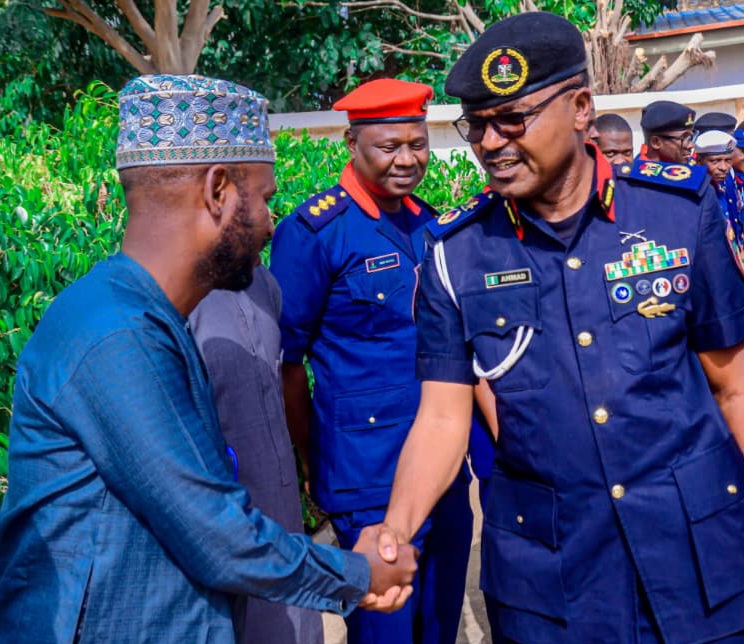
[452,84,583,144]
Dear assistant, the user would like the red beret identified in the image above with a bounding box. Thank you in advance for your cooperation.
[333,79,434,125]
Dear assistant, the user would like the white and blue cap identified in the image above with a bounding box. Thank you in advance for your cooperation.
[694,130,736,156]
[116,74,275,170]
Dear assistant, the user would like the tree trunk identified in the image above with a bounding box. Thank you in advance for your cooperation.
[45,0,225,75]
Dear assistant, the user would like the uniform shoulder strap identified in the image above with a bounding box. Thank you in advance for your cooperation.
[426,190,497,242]
[616,160,709,198]
[296,185,352,231]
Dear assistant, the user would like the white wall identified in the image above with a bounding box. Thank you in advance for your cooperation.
[270,83,744,161]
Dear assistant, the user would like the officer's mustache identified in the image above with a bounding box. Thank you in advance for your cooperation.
[482,150,525,164]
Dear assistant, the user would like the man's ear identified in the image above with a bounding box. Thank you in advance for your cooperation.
[573,88,593,132]
[649,135,662,152]
[344,128,358,162]
[203,165,230,219]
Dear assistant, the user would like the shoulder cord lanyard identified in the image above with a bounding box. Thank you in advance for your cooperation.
[433,201,534,381]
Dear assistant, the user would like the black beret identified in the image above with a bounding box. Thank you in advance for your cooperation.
[445,13,587,112]
[640,101,695,133]
[694,112,737,134]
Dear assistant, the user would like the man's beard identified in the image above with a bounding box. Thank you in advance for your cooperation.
[195,192,260,292]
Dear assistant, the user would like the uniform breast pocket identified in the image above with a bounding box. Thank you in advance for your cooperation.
[345,268,410,335]
[673,436,744,609]
[332,384,418,492]
[605,272,690,374]
[461,284,548,393]
[481,471,567,620]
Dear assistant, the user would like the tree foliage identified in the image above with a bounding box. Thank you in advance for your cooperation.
[0,80,483,497]
[1,0,677,127]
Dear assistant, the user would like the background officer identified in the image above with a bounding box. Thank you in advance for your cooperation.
[694,111,737,137]
[364,12,744,643]
[592,113,634,165]
[696,130,744,276]
[270,79,472,644]
[639,99,696,163]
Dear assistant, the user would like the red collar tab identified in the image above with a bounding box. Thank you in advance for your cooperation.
[339,163,420,220]
[504,198,524,241]
[590,141,616,223]
[638,144,650,161]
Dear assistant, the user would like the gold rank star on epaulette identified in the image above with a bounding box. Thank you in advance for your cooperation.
[297,186,351,231]
[309,194,340,217]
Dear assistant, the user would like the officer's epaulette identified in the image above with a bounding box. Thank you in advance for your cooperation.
[426,191,497,242]
[616,159,709,198]
[296,185,351,231]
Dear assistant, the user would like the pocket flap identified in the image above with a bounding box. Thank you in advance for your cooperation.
[461,284,542,340]
[335,384,418,432]
[346,269,405,305]
[673,437,744,522]
[485,471,558,549]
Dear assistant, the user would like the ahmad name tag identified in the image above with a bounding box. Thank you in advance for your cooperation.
[366,253,400,273]
[484,268,532,288]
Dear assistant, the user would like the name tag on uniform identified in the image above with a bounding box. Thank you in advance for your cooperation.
[366,253,400,273]
[484,268,532,288]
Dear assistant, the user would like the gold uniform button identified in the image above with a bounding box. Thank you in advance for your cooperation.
[611,484,625,499]
[368,416,376,424]
[340,191,348,197]
[577,331,593,347]
[567,257,582,270]
[516,515,524,524]
[593,407,609,424]
[496,317,507,327]
[728,484,738,495]
[377,292,385,300]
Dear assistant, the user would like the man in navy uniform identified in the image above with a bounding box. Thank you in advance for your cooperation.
[365,12,744,643]
[696,130,744,278]
[694,112,737,137]
[270,79,472,644]
[639,100,696,164]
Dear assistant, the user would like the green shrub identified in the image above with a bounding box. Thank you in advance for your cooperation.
[0,81,485,499]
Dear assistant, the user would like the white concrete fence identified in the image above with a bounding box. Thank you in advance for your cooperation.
[271,83,744,163]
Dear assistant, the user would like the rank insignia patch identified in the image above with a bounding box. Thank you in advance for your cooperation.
[604,241,689,281]
[484,268,532,288]
[438,209,462,226]
[309,194,337,216]
[639,162,663,177]
[366,253,400,273]
[661,165,692,181]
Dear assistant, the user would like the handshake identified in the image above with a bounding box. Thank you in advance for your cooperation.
[352,523,417,613]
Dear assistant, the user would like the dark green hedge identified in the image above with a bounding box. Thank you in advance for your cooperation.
[0,82,485,491]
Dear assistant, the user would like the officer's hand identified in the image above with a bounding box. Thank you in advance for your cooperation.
[353,524,418,613]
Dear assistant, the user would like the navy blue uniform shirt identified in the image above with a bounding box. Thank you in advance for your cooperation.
[270,165,436,513]
[416,149,744,643]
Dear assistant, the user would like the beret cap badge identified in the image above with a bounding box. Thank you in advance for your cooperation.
[481,48,529,96]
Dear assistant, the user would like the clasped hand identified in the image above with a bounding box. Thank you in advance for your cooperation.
[352,523,414,613]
